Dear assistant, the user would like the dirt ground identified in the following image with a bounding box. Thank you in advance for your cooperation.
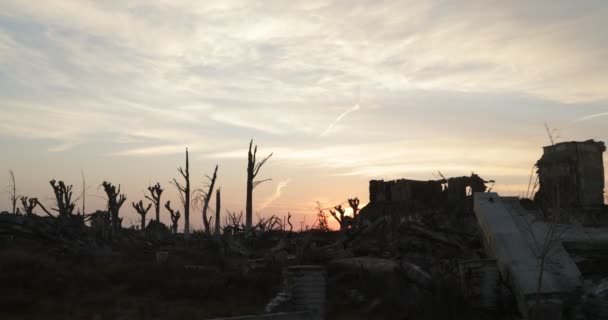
[0,237,282,320]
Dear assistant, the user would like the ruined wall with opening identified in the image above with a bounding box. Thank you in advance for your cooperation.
[369,174,488,207]
[535,139,606,212]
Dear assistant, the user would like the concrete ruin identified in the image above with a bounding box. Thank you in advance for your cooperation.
[369,174,489,206]
[474,193,608,319]
[535,140,606,216]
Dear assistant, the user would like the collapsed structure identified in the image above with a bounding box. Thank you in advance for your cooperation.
[369,173,489,205]
[357,140,607,319]
[535,140,606,222]
[360,174,492,226]
[473,140,608,319]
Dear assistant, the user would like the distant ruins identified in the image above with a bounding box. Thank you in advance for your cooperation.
[535,140,606,214]
[368,174,490,207]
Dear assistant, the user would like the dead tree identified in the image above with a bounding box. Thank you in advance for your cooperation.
[316,209,329,232]
[34,199,54,217]
[254,213,282,232]
[50,180,76,217]
[172,148,191,238]
[246,139,273,231]
[145,183,164,222]
[196,165,218,235]
[329,205,346,231]
[224,210,243,234]
[20,196,37,216]
[80,169,87,216]
[132,200,152,231]
[165,200,181,234]
[102,181,126,231]
[214,188,221,236]
[348,197,360,220]
[9,170,18,215]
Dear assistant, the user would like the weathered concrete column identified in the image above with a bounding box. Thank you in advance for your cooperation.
[287,266,326,320]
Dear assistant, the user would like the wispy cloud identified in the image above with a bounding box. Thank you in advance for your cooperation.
[111,145,190,156]
[321,104,361,136]
[259,179,291,210]
[1,0,607,217]
[206,137,537,180]
[211,112,286,135]
[570,112,608,124]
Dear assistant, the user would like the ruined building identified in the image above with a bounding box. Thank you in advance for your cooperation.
[535,140,606,214]
[359,174,491,224]
[368,174,489,207]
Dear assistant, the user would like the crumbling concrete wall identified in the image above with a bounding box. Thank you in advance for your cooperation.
[535,140,606,212]
[369,179,444,206]
[369,174,488,206]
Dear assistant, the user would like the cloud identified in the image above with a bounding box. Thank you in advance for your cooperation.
[110,145,190,156]
[211,112,286,135]
[321,104,361,136]
[1,0,607,216]
[259,179,291,210]
[570,112,608,124]
[0,1,605,155]
[206,137,538,180]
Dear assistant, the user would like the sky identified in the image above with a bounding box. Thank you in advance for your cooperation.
[0,0,607,230]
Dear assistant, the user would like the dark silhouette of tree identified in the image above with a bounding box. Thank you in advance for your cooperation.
[34,199,53,217]
[315,202,329,231]
[80,169,88,216]
[329,205,347,231]
[20,196,37,216]
[50,180,76,217]
[224,210,245,234]
[172,148,191,238]
[348,197,360,220]
[132,200,152,231]
[8,170,18,215]
[214,188,221,237]
[145,183,164,222]
[246,139,273,231]
[196,165,218,235]
[102,181,126,231]
[165,200,181,234]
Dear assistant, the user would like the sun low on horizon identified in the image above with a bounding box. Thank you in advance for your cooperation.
[0,0,607,230]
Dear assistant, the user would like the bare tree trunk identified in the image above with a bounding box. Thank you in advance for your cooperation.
[246,142,254,230]
[9,170,17,215]
[202,165,218,235]
[81,169,86,216]
[35,199,54,217]
[50,180,76,217]
[133,200,152,231]
[348,198,360,220]
[102,181,126,232]
[165,200,181,235]
[173,149,190,238]
[215,188,221,237]
[185,149,190,237]
[246,140,273,231]
[145,183,163,223]
[329,205,346,231]
[20,196,37,216]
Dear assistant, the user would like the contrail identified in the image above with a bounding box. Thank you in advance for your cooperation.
[321,104,361,136]
[259,179,291,210]
[570,112,608,125]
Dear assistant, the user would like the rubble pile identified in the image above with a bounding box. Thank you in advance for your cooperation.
[0,140,606,320]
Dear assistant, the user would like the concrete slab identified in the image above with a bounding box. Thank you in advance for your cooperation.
[474,193,583,319]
